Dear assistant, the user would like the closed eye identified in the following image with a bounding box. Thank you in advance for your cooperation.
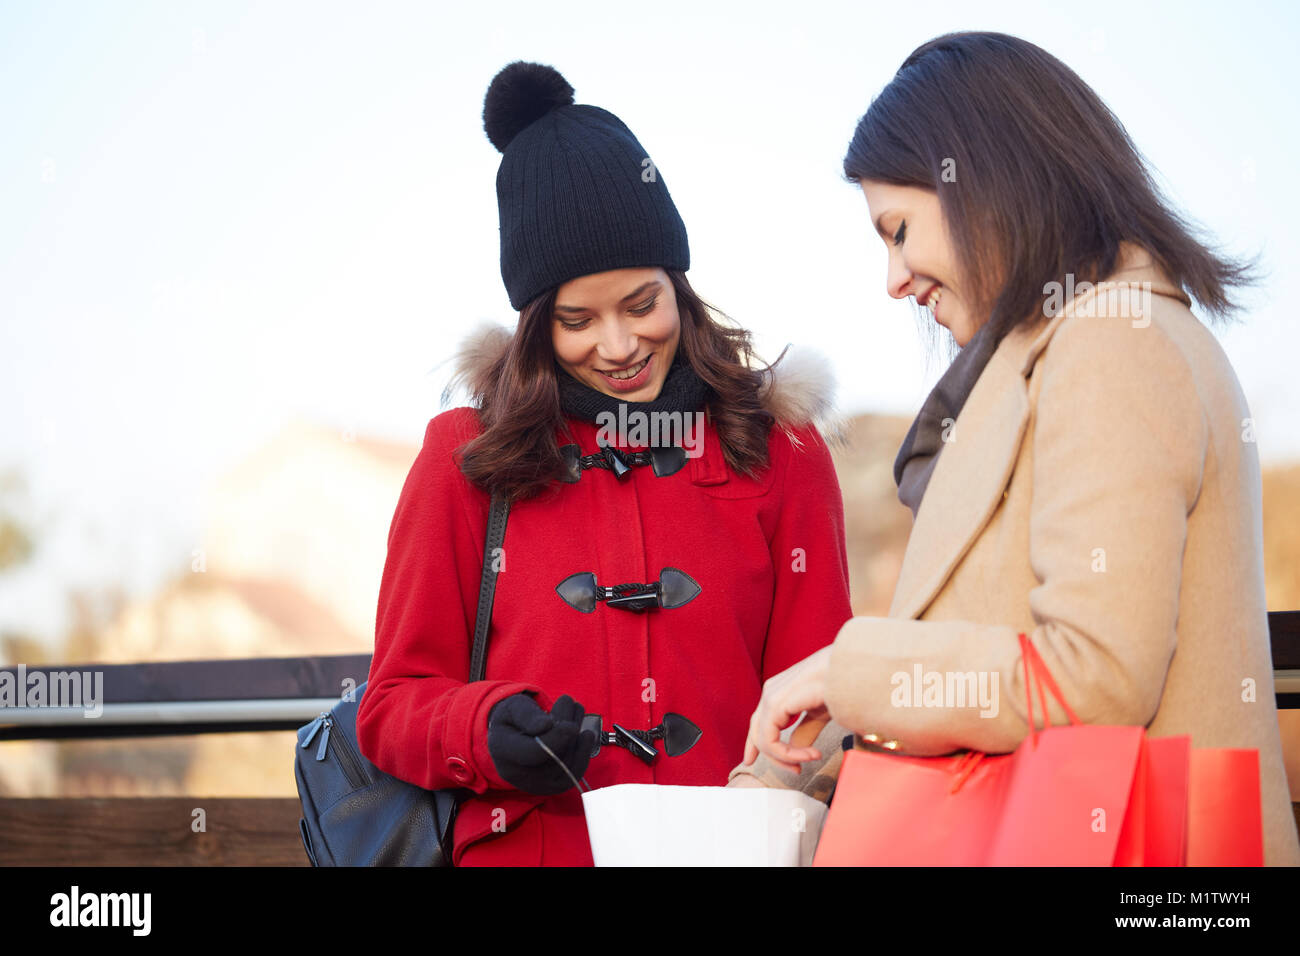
[892,220,907,246]
[558,294,656,331]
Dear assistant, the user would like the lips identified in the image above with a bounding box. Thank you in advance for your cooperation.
[919,285,944,321]
[596,354,654,392]
[602,355,649,379]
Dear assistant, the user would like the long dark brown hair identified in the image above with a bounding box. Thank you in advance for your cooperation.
[450,270,778,501]
[842,31,1257,344]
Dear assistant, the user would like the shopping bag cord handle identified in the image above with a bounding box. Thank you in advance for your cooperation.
[1018,632,1081,748]
[534,735,592,793]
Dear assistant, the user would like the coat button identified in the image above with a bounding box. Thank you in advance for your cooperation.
[446,756,471,782]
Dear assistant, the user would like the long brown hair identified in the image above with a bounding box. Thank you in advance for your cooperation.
[451,270,778,501]
[842,31,1257,344]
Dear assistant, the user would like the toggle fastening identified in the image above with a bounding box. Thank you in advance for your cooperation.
[555,567,702,613]
[579,712,703,765]
[558,441,688,483]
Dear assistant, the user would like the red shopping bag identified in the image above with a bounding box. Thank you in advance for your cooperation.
[813,633,1202,866]
[1104,733,1262,865]
[1116,733,1191,866]
[1186,748,1263,866]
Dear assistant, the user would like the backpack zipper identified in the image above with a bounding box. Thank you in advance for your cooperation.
[301,711,367,790]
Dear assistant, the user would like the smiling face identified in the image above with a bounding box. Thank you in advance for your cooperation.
[551,267,681,401]
[859,180,980,347]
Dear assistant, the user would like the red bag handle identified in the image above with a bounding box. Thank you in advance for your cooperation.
[1019,631,1081,745]
[949,633,1081,793]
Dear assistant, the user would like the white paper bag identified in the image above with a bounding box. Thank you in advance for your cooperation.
[581,784,827,866]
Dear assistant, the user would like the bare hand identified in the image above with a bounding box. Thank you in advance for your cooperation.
[742,645,833,773]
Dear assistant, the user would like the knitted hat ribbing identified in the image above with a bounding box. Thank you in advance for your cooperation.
[483,62,690,311]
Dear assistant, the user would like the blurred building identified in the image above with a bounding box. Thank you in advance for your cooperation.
[1,417,420,796]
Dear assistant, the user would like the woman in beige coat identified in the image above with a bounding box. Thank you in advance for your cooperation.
[732,31,1300,866]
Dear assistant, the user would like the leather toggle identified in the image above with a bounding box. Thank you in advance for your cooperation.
[602,442,632,479]
[556,567,702,613]
[579,712,704,765]
[558,442,688,483]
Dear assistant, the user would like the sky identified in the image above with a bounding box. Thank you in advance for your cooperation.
[2,0,1298,650]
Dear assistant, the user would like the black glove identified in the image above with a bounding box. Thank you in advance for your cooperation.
[487,693,595,795]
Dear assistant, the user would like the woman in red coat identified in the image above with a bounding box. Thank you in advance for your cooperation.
[356,61,852,866]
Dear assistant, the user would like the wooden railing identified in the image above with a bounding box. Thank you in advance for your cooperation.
[1,612,1297,865]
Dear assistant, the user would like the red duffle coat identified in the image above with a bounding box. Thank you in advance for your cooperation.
[357,342,852,866]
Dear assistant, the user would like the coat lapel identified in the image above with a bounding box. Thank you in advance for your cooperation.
[887,243,1190,621]
[887,327,1034,620]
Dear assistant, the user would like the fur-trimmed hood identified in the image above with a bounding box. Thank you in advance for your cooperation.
[445,321,847,446]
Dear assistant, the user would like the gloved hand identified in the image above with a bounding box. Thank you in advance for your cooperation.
[487,693,595,795]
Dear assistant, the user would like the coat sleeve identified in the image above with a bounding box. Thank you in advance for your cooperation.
[727,421,854,791]
[356,409,548,793]
[822,311,1208,756]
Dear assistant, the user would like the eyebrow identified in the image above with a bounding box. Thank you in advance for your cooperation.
[872,212,895,240]
[555,280,662,315]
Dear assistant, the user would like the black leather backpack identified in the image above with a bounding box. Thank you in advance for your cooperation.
[294,494,509,866]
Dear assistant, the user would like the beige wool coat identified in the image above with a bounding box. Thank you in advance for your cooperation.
[731,242,1300,866]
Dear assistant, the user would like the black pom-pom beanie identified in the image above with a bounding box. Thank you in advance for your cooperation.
[482,61,690,311]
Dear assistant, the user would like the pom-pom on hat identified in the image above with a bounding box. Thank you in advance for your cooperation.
[483,61,690,311]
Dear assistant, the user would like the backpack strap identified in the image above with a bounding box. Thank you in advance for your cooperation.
[468,492,510,682]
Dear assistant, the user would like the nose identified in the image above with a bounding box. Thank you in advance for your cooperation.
[595,317,639,368]
[885,248,914,301]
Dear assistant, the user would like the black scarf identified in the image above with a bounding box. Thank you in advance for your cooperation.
[893,321,1000,517]
[556,352,712,437]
